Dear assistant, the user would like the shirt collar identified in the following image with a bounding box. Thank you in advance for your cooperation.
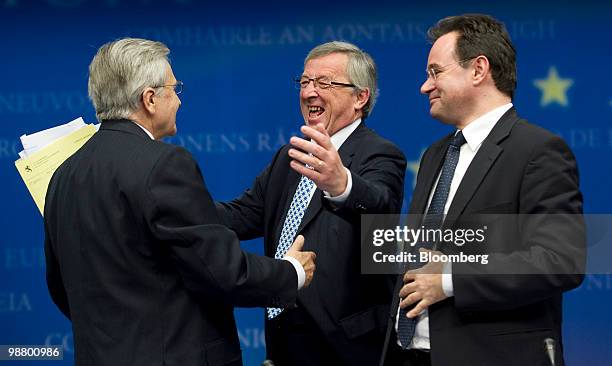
[329,118,361,150]
[131,121,155,140]
[460,103,513,151]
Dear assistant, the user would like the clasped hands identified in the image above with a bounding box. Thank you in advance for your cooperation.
[288,124,348,197]
[399,249,448,318]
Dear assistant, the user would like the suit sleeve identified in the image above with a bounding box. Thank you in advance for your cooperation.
[453,135,586,311]
[215,165,270,241]
[43,171,72,320]
[337,141,407,215]
[215,147,286,240]
[44,218,71,320]
[144,147,297,308]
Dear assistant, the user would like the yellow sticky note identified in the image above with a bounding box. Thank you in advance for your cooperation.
[15,124,97,215]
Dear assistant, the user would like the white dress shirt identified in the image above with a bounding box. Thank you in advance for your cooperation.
[397,103,513,349]
[133,121,155,140]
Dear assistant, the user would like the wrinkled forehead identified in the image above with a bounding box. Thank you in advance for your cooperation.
[302,52,348,78]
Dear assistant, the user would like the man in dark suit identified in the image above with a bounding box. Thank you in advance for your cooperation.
[44,38,316,366]
[217,41,406,365]
[380,14,585,366]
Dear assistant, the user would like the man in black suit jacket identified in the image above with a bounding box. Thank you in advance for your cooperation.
[380,15,585,366]
[44,38,316,366]
[217,41,406,365]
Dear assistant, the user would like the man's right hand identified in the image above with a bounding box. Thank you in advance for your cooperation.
[286,235,316,287]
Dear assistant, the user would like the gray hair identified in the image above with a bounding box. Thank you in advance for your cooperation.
[88,38,170,121]
[305,41,378,119]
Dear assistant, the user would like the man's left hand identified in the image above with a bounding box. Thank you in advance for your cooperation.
[288,124,347,196]
[399,249,448,318]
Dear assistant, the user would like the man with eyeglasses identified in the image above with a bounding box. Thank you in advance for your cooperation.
[380,14,585,366]
[217,41,406,365]
[44,38,317,366]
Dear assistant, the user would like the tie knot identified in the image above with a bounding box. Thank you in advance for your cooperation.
[450,131,466,147]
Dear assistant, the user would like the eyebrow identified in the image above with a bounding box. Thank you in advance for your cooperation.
[427,63,443,69]
[300,74,333,78]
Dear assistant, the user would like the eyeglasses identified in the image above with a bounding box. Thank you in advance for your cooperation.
[154,80,183,95]
[295,76,355,90]
[426,58,476,81]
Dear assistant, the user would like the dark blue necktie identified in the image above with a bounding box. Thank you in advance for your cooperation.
[397,131,467,349]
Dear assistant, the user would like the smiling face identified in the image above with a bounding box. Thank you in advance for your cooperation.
[299,52,363,135]
[420,31,476,126]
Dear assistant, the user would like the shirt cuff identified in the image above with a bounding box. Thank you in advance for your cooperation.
[441,261,454,297]
[324,167,352,202]
[282,256,305,290]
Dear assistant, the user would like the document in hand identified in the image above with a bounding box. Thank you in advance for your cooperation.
[15,117,99,215]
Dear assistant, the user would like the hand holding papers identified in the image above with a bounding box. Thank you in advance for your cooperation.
[15,117,99,215]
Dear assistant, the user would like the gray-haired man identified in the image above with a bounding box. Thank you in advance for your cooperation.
[217,41,407,365]
[44,38,316,366]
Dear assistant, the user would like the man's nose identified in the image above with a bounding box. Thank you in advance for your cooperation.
[302,82,319,97]
[420,77,434,94]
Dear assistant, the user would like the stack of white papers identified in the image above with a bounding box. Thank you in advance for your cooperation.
[15,117,99,215]
[18,117,88,158]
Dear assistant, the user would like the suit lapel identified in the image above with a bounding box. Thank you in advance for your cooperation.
[297,189,323,234]
[445,108,520,223]
[444,142,502,223]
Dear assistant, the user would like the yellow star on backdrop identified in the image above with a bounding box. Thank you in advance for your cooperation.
[533,66,573,107]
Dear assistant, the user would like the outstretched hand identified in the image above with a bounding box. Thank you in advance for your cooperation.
[288,123,348,197]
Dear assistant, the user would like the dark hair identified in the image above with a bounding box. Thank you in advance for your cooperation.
[428,14,516,99]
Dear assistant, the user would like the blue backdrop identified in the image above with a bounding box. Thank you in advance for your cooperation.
[1,1,611,365]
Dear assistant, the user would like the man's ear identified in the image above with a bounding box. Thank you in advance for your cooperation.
[354,88,370,111]
[142,87,157,114]
[472,55,490,86]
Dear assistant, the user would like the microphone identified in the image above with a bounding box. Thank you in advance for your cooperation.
[544,338,555,366]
